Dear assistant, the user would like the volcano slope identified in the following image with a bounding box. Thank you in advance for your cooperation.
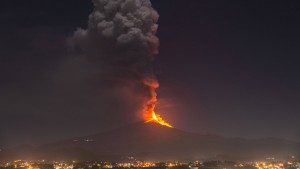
[2,122,299,161]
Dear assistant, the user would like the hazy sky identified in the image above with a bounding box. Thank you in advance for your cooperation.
[0,0,300,148]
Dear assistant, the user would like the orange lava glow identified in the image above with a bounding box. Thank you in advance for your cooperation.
[143,78,173,128]
[145,111,173,128]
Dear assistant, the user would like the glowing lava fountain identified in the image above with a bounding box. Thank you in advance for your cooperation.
[145,111,173,128]
[143,79,173,128]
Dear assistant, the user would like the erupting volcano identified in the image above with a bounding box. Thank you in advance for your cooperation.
[70,0,173,128]
[142,80,173,128]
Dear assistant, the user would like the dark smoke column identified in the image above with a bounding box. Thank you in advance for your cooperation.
[70,0,160,121]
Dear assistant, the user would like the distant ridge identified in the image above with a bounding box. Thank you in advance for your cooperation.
[1,122,299,161]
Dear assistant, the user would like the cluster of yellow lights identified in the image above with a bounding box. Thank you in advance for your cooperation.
[145,111,173,128]
[254,162,290,169]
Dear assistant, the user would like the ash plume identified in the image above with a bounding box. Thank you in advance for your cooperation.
[70,0,160,121]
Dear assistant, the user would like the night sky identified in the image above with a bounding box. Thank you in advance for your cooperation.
[1,0,300,148]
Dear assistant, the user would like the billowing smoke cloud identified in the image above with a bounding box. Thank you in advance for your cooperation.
[70,0,160,121]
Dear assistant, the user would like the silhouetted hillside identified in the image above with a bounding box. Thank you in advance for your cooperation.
[1,122,299,161]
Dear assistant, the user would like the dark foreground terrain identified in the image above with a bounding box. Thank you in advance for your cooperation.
[0,122,299,161]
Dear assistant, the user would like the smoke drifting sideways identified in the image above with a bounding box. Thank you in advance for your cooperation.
[70,0,160,121]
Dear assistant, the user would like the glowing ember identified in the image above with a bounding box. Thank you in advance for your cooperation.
[145,111,173,128]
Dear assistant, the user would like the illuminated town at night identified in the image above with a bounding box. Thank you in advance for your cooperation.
[0,159,300,169]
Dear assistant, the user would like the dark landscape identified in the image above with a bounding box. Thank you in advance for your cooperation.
[1,122,299,161]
